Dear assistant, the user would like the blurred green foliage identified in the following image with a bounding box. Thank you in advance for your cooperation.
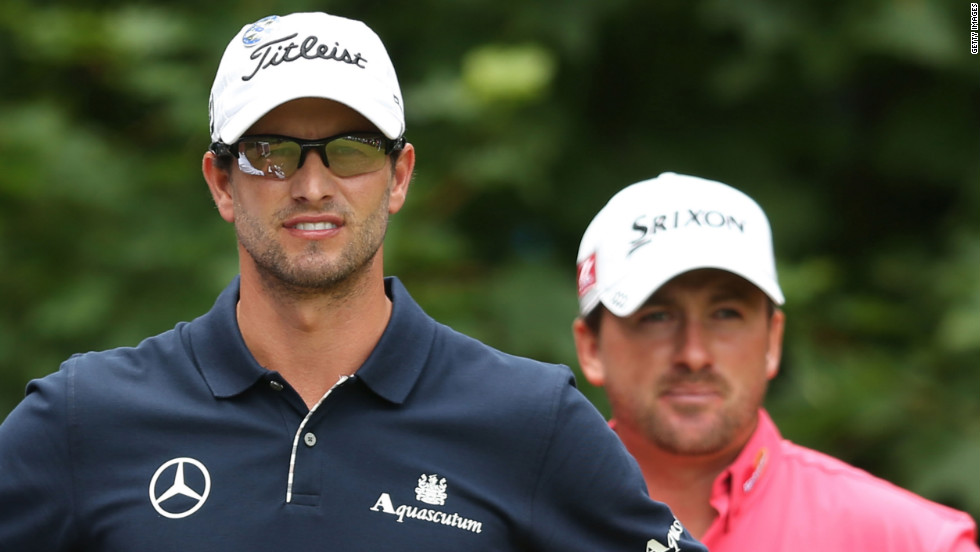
[1,0,977,529]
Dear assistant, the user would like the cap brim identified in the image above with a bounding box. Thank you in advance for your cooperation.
[598,251,784,318]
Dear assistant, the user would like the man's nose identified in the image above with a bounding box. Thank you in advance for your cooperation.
[672,319,711,372]
[290,150,338,204]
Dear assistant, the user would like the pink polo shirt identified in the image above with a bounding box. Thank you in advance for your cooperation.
[640,410,978,551]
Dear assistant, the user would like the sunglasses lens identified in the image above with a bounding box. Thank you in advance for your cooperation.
[239,138,301,179]
[235,135,392,179]
[324,136,388,177]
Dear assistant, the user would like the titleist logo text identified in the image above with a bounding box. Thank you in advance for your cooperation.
[243,33,367,81]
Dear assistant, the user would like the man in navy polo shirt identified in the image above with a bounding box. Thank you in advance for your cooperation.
[0,12,706,552]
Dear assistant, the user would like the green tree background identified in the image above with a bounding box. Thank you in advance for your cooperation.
[2,0,977,530]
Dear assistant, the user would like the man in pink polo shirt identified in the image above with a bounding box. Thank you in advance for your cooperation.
[572,172,978,551]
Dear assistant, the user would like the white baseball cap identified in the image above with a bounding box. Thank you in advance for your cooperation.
[208,12,405,144]
[576,172,784,317]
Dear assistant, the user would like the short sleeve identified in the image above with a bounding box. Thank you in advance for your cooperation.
[526,376,707,552]
[0,361,78,550]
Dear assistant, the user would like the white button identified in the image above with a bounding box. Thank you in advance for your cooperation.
[304,432,317,447]
[269,380,284,391]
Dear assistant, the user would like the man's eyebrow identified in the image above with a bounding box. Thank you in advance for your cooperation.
[639,294,672,309]
[709,288,754,302]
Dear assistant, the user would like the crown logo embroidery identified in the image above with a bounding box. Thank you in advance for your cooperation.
[415,474,448,506]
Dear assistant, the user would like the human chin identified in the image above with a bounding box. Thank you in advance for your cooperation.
[236,222,340,290]
[647,408,739,456]
[277,219,385,291]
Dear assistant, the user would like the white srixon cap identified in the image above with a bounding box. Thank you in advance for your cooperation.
[576,172,784,317]
[209,12,405,144]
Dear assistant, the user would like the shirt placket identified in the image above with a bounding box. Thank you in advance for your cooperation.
[284,375,352,506]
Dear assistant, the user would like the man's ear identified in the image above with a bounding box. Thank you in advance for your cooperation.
[202,152,235,223]
[572,317,606,387]
[765,308,786,381]
[386,143,415,215]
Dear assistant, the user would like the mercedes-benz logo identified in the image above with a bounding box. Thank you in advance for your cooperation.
[149,457,211,519]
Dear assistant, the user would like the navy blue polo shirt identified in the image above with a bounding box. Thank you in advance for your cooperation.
[0,277,705,552]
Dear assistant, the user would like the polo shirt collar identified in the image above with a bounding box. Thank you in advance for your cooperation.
[354,277,435,404]
[185,276,434,404]
[707,408,782,535]
[185,276,267,398]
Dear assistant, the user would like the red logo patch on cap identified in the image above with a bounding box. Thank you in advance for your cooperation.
[577,253,597,298]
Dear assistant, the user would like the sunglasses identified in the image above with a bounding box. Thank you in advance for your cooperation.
[210,132,405,179]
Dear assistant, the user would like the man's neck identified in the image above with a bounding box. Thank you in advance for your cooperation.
[615,424,739,540]
[235,265,392,409]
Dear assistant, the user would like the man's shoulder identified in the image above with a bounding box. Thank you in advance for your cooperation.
[429,319,572,380]
[9,323,198,436]
[63,323,189,375]
[387,276,571,379]
[410,320,584,424]
[777,437,975,527]
[36,322,198,406]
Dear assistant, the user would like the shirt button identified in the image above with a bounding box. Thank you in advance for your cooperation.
[269,380,284,392]
[304,432,317,447]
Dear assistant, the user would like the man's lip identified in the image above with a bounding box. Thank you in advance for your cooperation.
[284,215,343,230]
[660,385,722,399]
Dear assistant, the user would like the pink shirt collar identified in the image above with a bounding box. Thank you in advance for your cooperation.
[612,409,979,550]
[607,408,780,538]
[701,408,780,541]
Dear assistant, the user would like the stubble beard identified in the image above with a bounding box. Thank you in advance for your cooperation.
[626,375,766,457]
[640,405,745,456]
[234,189,392,301]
